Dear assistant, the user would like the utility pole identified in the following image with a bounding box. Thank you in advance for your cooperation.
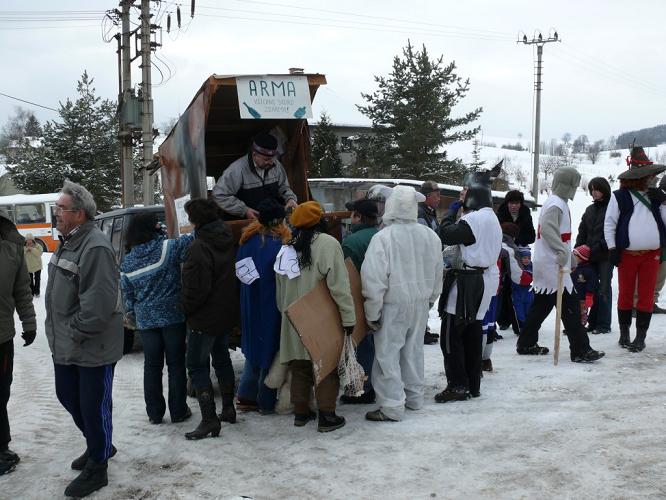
[119,0,134,207]
[140,0,154,205]
[518,30,560,208]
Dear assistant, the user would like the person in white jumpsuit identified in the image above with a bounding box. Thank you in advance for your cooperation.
[361,185,443,422]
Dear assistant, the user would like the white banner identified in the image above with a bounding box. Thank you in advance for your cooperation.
[235,257,260,285]
[236,75,313,120]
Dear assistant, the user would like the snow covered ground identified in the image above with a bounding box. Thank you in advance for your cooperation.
[6,157,666,499]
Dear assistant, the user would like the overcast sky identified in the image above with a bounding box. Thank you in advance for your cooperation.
[2,0,665,144]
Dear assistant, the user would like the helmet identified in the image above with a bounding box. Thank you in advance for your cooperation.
[463,184,493,211]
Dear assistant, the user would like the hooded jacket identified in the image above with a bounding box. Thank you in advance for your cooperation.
[120,233,193,330]
[181,219,239,334]
[45,221,123,366]
[0,209,36,344]
[362,185,443,323]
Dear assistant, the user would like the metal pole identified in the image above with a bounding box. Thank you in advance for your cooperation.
[532,44,543,205]
[120,0,134,207]
[140,0,154,205]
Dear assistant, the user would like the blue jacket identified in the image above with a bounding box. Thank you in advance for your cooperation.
[572,262,598,299]
[120,233,193,330]
[237,233,283,369]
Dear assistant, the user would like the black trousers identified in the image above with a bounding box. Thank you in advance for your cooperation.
[440,312,482,394]
[29,270,41,296]
[517,290,591,354]
[0,340,14,448]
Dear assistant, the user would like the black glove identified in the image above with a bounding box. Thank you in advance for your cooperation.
[22,330,36,347]
[648,187,666,204]
[343,326,354,336]
[609,248,620,267]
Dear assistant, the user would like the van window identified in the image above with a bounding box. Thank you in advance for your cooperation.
[111,217,124,257]
[15,203,46,224]
[101,218,113,238]
[0,205,13,222]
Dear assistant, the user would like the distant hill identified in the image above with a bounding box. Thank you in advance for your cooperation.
[617,125,666,148]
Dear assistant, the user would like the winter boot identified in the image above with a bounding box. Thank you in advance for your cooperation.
[516,343,550,355]
[71,445,117,471]
[64,458,108,498]
[629,311,651,352]
[340,388,376,405]
[0,448,19,476]
[294,411,317,427]
[434,386,471,403]
[171,406,192,423]
[185,387,221,440]
[617,309,633,348]
[365,409,398,422]
[218,379,237,424]
[317,411,346,432]
[482,359,493,372]
[570,349,605,363]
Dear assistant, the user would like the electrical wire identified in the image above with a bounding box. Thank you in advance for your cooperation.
[0,91,58,112]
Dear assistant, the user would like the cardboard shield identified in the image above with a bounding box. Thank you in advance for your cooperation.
[345,258,369,345]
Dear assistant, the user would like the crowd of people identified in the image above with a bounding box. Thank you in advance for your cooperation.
[2,134,666,497]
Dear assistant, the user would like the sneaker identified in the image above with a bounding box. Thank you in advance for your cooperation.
[235,397,258,412]
[434,387,471,403]
[317,411,346,432]
[365,409,398,422]
[424,331,439,345]
[517,344,550,355]
[71,445,117,471]
[340,388,376,405]
[171,406,192,423]
[481,359,493,372]
[570,349,605,363]
[293,411,317,427]
[653,303,666,314]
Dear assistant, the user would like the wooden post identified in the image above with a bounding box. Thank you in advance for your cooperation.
[553,267,565,366]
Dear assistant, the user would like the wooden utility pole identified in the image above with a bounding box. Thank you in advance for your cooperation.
[519,31,560,208]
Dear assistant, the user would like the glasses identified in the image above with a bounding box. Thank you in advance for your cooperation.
[54,206,80,214]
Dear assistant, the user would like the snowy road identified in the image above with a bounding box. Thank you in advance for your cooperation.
[5,186,666,499]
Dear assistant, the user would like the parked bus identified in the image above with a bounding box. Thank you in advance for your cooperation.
[0,193,60,252]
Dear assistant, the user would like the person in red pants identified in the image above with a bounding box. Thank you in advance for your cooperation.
[604,146,666,352]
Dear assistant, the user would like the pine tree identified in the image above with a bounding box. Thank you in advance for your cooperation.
[7,71,121,211]
[356,40,482,183]
[310,111,343,178]
[470,137,485,170]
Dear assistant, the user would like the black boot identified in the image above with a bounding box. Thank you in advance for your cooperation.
[340,388,376,405]
[218,379,237,424]
[64,458,108,498]
[185,387,221,440]
[71,445,117,471]
[0,448,19,476]
[629,311,651,352]
[617,309,632,348]
[434,386,471,403]
[317,411,346,432]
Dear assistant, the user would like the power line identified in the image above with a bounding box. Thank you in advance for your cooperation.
[0,91,58,112]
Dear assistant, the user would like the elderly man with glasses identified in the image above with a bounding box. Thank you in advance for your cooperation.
[46,180,123,498]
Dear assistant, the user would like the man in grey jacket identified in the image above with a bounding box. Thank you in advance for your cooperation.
[45,181,122,498]
[0,209,36,476]
[212,132,297,219]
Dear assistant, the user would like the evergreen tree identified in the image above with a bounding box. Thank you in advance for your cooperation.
[7,71,121,211]
[310,112,343,178]
[356,40,481,183]
[469,137,485,170]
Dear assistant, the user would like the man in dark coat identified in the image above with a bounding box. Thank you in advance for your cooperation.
[0,209,36,476]
[575,177,612,333]
[496,190,536,247]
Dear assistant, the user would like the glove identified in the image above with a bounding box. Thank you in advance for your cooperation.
[343,326,354,336]
[609,248,620,267]
[449,200,462,213]
[368,320,381,332]
[555,251,569,267]
[22,330,36,347]
[648,187,666,204]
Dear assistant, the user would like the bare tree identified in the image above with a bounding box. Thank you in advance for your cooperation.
[587,140,604,164]
[561,132,572,148]
[539,155,563,180]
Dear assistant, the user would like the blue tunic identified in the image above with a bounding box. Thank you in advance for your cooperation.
[237,233,283,369]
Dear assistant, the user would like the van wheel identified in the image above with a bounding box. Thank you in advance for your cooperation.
[35,239,48,253]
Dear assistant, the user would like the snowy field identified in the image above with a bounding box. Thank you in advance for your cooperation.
[6,146,666,499]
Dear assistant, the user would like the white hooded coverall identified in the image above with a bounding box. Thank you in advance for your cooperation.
[361,185,443,420]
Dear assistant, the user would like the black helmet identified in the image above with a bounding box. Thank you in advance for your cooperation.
[463,184,493,211]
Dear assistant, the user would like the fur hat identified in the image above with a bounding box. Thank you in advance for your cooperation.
[619,146,666,180]
[345,198,378,218]
[251,132,279,157]
[504,190,524,204]
[24,233,35,241]
[289,201,323,229]
[257,198,286,226]
[573,244,591,262]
